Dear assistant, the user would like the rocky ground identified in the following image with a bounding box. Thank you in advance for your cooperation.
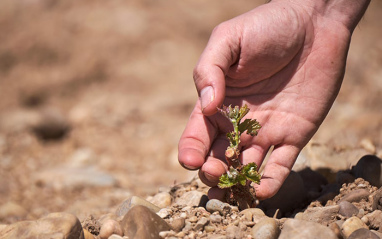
[0,0,382,238]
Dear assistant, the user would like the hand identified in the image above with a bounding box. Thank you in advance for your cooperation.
[178,0,368,200]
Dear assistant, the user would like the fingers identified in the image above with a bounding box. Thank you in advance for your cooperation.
[193,23,240,116]
[178,103,217,170]
[254,144,300,200]
[205,144,300,201]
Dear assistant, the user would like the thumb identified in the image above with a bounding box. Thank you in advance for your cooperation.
[193,25,239,116]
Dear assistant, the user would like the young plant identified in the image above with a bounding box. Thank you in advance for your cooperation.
[217,104,262,209]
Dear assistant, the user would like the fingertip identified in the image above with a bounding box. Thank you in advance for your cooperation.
[178,148,205,170]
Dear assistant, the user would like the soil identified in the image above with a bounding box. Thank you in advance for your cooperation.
[0,0,382,228]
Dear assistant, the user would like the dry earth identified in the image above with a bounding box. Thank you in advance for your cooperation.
[0,0,381,227]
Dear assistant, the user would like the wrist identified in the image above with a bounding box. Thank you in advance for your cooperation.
[272,0,370,32]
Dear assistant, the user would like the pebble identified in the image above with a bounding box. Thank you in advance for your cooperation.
[170,217,185,232]
[148,192,172,208]
[372,187,382,210]
[157,208,172,219]
[251,217,280,239]
[206,199,231,216]
[31,107,70,140]
[226,225,242,239]
[339,201,359,217]
[298,205,339,225]
[98,219,123,239]
[353,155,382,187]
[366,210,382,229]
[115,196,160,217]
[0,202,27,221]
[83,228,94,239]
[209,213,222,223]
[35,166,117,190]
[239,208,266,222]
[204,225,216,232]
[108,235,124,239]
[279,219,337,239]
[194,217,208,231]
[175,191,207,207]
[339,189,370,203]
[341,216,368,239]
[260,171,307,215]
[0,212,83,239]
[120,205,171,239]
[348,228,380,239]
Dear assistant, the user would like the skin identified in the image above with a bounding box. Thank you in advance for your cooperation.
[178,0,370,200]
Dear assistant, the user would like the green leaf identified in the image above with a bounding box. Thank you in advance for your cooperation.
[242,162,261,184]
[218,173,238,188]
[238,119,261,136]
[237,104,249,123]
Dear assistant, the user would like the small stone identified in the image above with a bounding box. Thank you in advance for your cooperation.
[353,155,382,187]
[175,231,186,237]
[366,210,382,229]
[157,208,171,219]
[339,189,370,203]
[159,230,175,238]
[108,235,124,239]
[31,108,70,140]
[328,221,342,238]
[170,217,185,232]
[83,229,94,239]
[226,225,242,239]
[204,225,216,233]
[260,171,307,215]
[194,217,208,231]
[206,199,231,216]
[341,216,368,239]
[120,205,171,239]
[99,219,123,239]
[251,217,280,239]
[339,201,359,218]
[183,221,193,232]
[0,212,84,239]
[209,214,222,223]
[0,202,27,221]
[115,196,161,217]
[239,208,266,222]
[279,219,337,239]
[299,205,339,225]
[175,191,207,207]
[372,187,382,211]
[35,166,117,190]
[348,228,380,239]
[188,216,198,223]
[148,192,172,208]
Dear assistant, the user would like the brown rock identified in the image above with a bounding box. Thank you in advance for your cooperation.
[299,205,339,225]
[339,189,370,203]
[0,212,84,239]
[338,201,359,218]
[348,228,380,239]
[120,205,171,239]
[353,155,382,187]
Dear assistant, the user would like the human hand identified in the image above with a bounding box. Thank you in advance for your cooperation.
[178,0,370,200]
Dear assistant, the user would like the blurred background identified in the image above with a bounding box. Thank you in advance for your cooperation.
[0,0,381,223]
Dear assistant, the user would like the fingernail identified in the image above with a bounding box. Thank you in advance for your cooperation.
[204,172,218,183]
[200,86,214,111]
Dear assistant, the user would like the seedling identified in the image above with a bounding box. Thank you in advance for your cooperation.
[217,104,261,209]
